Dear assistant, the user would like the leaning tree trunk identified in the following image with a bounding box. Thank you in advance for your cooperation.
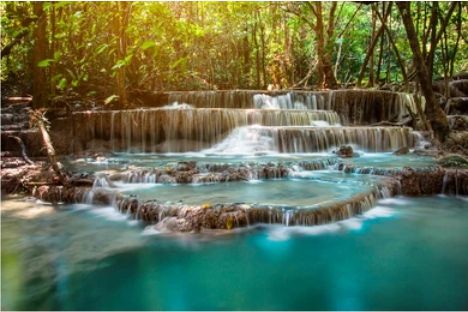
[397,2,449,142]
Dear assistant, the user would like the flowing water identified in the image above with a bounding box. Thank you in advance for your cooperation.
[115,172,382,207]
[71,90,424,153]
[65,153,435,174]
[2,89,464,310]
[2,196,467,310]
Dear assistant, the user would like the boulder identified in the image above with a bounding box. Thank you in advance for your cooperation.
[393,147,410,155]
[334,145,358,158]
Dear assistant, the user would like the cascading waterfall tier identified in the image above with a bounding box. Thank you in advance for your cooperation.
[72,109,417,153]
[206,126,419,154]
[73,108,340,152]
[98,158,340,184]
[31,167,467,232]
[51,89,425,155]
[108,176,399,231]
[166,89,422,125]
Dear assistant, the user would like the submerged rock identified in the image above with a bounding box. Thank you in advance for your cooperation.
[393,147,410,155]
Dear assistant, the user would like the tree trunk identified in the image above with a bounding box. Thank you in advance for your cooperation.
[375,7,409,85]
[368,6,377,87]
[397,2,449,142]
[114,2,130,108]
[32,2,48,108]
[311,2,337,89]
[260,23,267,88]
[252,20,261,89]
[49,4,56,97]
[357,25,384,87]
[243,25,250,87]
[426,2,458,77]
[376,11,385,85]
[449,3,462,77]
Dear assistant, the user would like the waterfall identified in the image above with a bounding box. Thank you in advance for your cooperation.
[74,108,341,153]
[111,179,397,230]
[245,182,397,227]
[205,125,419,154]
[104,159,338,184]
[165,90,419,125]
[82,175,115,205]
[167,90,256,108]
[69,89,422,155]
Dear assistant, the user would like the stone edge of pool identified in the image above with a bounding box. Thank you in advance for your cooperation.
[30,166,467,233]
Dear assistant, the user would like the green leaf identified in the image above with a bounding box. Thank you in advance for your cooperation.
[111,60,126,71]
[124,53,133,64]
[37,59,55,68]
[104,95,119,105]
[96,44,109,55]
[141,40,156,50]
[53,51,62,60]
[57,78,67,90]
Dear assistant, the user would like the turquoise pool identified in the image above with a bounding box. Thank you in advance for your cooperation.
[2,196,467,310]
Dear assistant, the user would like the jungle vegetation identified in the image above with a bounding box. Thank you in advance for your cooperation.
[1,1,467,135]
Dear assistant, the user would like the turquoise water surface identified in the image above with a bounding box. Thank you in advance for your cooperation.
[2,196,468,310]
[117,172,383,207]
[65,152,435,172]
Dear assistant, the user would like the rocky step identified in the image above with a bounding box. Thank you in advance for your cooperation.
[448,115,468,131]
[32,178,398,232]
[1,129,43,157]
[337,166,468,196]
[32,168,468,233]
[444,97,468,115]
[90,158,339,185]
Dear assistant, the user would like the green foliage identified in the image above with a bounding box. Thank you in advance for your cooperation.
[1,1,466,101]
[37,59,54,67]
[104,94,119,105]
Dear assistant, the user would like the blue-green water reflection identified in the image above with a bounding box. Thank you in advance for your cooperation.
[2,196,467,310]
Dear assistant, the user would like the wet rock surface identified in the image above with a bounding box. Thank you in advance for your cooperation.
[2,88,467,233]
[105,159,337,184]
[437,155,468,169]
[448,115,468,131]
[442,131,468,155]
[335,145,353,157]
[334,145,359,158]
[338,165,468,196]
[393,147,410,155]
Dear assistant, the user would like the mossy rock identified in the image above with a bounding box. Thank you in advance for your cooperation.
[437,154,468,168]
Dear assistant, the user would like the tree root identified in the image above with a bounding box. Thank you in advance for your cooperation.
[8,135,34,165]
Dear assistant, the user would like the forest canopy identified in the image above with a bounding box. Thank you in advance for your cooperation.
[1,1,467,107]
